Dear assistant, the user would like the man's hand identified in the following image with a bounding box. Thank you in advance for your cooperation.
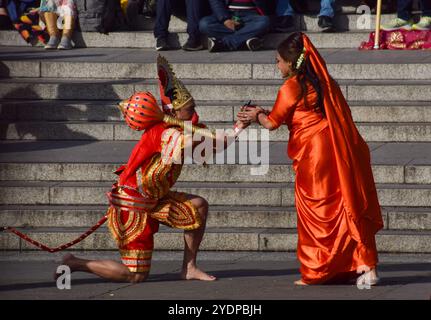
[224,19,240,31]
[235,119,250,130]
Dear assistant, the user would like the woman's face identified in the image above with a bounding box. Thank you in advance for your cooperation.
[276,52,293,78]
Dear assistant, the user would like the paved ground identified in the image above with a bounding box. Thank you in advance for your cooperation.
[0,251,430,300]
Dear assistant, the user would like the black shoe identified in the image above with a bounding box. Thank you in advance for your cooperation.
[208,37,226,52]
[246,37,263,51]
[273,15,296,33]
[156,37,170,51]
[182,37,204,51]
[290,0,308,14]
[318,16,335,32]
[0,15,13,30]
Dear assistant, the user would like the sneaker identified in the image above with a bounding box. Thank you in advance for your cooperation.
[273,15,296,33]
[208,37,226,52]
[412,16,431,31]
[246,37,263,51]
[318,16,335,32]
[44,35,60,49]
[155,37,170,51]
[182,37,204,51]
[57,36,73,50]
[382,17,413,31]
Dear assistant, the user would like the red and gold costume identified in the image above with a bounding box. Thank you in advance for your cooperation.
[107,122,201,273]
[268,34,384,284]
[106,56,205,273]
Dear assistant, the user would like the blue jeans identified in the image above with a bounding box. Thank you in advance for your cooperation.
[154,0,202,40]
[397,0,431,20]
[276,0,335,18]
[199,10,270,50]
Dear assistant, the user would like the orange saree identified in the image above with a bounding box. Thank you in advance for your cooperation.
[267,34,384,284]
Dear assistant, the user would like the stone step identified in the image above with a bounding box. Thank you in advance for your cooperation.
[0,30,376,49]
[0,181,430,207]
[0,227,430,253]
[1,120,430,142]
[1,78,430,102]
[1,141,429,180]
[1,162,430,184]
[1,100,431,123]
[1,162,429,185]
[2,50,431,80]
[1,205,430,231]
[0,140,427,161]
[124,13,402,32]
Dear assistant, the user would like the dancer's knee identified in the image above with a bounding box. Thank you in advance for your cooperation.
[195,197,209,219]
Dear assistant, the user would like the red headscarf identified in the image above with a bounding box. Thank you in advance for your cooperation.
[302,33,384,243]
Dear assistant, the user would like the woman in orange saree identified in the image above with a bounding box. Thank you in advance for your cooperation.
[238,32,384,285]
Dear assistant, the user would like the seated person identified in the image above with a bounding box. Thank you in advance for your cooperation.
[154,0,204,51]
[382,0,430,31]
[40,0,77,50]
[275,0,336,33]
[199,0,270,52]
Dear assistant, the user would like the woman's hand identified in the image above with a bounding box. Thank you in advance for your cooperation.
[237,106,266,123]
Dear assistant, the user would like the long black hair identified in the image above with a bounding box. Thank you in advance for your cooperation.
[277,32,325,117]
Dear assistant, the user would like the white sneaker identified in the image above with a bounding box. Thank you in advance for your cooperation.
[412,16,431,31]
[382,18,413,31]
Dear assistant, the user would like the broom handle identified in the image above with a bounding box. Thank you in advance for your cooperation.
[374,0,383,49]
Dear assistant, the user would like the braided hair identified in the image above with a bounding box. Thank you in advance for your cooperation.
[277,32,325,117]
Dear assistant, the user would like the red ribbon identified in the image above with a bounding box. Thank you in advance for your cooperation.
[1,215,108,253]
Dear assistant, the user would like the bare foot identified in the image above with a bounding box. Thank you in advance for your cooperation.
[54,253,76,280]
[356,268,380,286]
[294,279,308,286]
[181,266,217,281]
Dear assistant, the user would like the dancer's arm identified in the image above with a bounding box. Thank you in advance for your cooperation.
[238,84,298,130]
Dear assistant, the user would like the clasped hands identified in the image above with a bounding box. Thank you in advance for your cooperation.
[235,104,269,129]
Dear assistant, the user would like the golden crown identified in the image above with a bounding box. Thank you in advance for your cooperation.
[157,55,194,110]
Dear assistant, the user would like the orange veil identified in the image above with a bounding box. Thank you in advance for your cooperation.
[301,34,384,244]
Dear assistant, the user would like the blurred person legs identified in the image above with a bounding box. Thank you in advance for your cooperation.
[42,11,60,49]
[40,0,77,49]
[382,0,431,30]
[182,0,204,51]
[318,0,335,32]
[58,14,74,49]
[274,0,295,33]
[0,0,13,29]
[412,0,431,30]
[154,0,203,51]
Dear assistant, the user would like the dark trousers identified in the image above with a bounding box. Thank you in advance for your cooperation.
[154,0,202,40]
[397,0,431,20]
[199,11,270,50]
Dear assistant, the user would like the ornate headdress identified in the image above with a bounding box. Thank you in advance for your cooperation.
[157,55,194,112]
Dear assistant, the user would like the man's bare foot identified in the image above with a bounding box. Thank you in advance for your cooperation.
[181,266,216,281]
[294,279,308,286]
[54,253,76,280]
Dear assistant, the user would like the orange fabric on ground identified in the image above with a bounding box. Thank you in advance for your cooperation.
[267,34,384,284]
